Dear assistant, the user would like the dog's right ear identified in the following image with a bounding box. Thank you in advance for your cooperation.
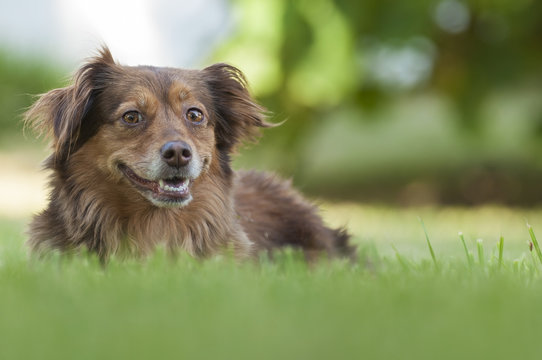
[25,47,116,165]
[202,63,274,154]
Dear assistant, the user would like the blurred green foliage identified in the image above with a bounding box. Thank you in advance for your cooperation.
[216,0,542,204]
[0,50,63,147]
[218,0,542,122]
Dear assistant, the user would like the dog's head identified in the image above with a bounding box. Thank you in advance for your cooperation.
[25,47,270,207]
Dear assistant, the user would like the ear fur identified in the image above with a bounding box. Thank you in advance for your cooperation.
[24,46,116,165]
[202,64,274,153]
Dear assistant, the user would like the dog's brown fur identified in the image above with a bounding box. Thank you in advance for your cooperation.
[25,47,354,261]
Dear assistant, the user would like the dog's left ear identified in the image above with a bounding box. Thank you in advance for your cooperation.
[202,63,274,152]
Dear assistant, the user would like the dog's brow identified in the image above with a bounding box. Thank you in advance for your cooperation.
[135,87,159,111]
[137,95,147,109]
[178,88,191,101]
[167,83,194,106]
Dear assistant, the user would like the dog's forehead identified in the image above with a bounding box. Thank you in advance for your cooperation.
[116,65,210,101]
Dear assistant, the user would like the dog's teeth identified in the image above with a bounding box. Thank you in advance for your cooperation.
[157,178,190,192]
[162,183,188,192]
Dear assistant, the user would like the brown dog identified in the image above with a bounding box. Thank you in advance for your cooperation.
[25,47,353,261]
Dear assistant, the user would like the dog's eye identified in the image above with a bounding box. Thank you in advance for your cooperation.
[187,108,204,124]
[122,111,143,125]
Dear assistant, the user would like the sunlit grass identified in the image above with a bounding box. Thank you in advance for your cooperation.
[3,205,542,360]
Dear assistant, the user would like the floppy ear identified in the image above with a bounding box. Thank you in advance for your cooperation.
[202,63,273,153]
[24,47,116,165]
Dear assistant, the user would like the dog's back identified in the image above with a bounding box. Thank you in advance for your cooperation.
[234,171,354,260]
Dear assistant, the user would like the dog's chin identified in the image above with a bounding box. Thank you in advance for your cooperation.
[118,164,194,208]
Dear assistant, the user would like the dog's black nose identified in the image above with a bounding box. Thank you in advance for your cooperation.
[160,141,192,168]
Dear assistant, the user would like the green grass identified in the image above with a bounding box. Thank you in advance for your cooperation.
[2,207,542,360]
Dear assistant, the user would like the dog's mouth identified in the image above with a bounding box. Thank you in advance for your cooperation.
[118,164,193,206]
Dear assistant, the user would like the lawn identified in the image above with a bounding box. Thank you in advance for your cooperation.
[1,205,542,360]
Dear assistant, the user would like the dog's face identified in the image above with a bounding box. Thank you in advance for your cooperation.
[86,66,217,207]
[26,47,269,208]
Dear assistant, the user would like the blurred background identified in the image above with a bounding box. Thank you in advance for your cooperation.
[1,0,542,219]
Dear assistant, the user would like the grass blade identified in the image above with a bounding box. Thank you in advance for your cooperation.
[476,239,484,267]
[391,245,411,271]
[527,224,542,265]
[458,232,472,269]
[528,246,540,275]
[498,235,504,270]
[419,217,438,270]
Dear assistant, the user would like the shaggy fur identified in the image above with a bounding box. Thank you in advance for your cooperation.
[25,47,354,261]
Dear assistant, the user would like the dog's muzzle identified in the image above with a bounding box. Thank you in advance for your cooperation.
[117,141,203,207]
